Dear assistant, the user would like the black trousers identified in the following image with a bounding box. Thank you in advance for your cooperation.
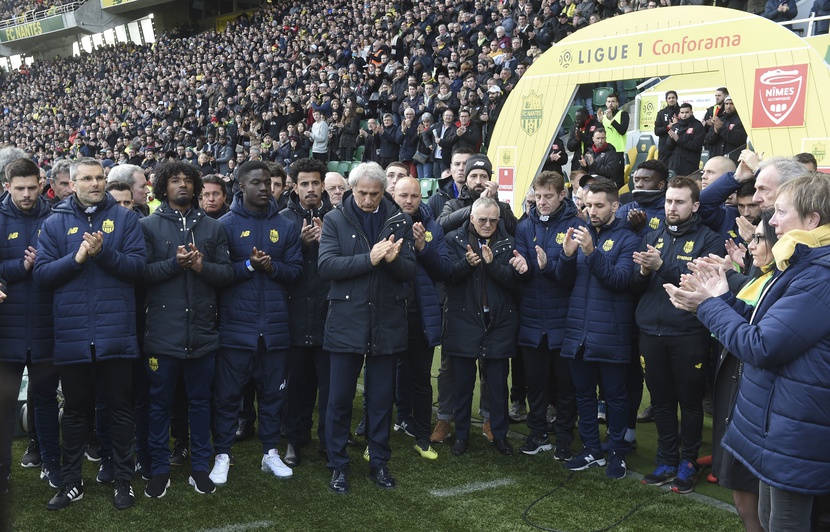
[283,345,330,446]
[640,332,708,466]
[451,356,509,441]
[523,341,576,443]
[61,358,134,484]
[395,327,435,445]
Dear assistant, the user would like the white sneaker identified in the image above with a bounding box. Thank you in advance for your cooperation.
[261,449,293,479]
[209,454,230,486]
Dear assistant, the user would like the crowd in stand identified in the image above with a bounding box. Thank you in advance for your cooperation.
[0,0,75,24]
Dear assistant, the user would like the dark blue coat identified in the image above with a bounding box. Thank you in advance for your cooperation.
[515,202,586,350]
[410,203,452,347]
[395,121,419,162]
[630,215,725,336]
[318,192,416,356]
[34,194,146,365]
[443,220,519,359]
[698,171,744,243]
[140,204,234,359]
[697,244,830,495]
[280,191,333,347]
[0,193,53,362]
[559,218,640,363]
[616,190,666,237]
[218,193,303,351]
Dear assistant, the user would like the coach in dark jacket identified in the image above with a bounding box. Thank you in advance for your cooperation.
[512,171,586,459]
[319,162,415,494]
[211,161,303,487]
[704,96,745,162]
[279,159,333,466]
[35,158,145,510]
[0,158,59,493]
[443,197,519,456]
[140,162,233,497]
[654,91,680,165]
[578,128,624,189]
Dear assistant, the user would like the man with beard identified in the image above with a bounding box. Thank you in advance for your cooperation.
[599,94,629,153]
[140,162,233,498]
[438,154,517,236]
[630,177,724,494]
[702,87,728,140]
[616,160,669,237]
[279,159,333,467]
[577,128,624,189]
[705,96,746,162]
[444,197,519,456]
[209,161,303,486]
[665,103,706,177]
[558,178,640,479]
[654,91,680,165]
[509,171,585,461]
[567,108,602,172]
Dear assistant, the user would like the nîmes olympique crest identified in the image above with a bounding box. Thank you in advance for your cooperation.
[521,91,544,137]
[752,64,807,128]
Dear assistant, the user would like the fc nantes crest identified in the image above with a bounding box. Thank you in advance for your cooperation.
[424,231,433,243]
[270,229,279,243]
[102,219,114,234]
[521,91,543,137]
[602,239,614,252]
[683,240,695,253]
[148,357,159,371]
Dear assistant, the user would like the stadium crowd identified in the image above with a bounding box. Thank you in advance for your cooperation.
[0,0,829,529]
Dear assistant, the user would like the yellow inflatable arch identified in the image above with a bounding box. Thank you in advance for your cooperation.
[490,6,830,214]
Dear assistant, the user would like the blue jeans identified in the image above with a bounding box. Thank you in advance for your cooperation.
[416,162,433,179]
[758,481,814,532]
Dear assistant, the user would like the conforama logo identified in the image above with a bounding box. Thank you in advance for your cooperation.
[752,64,807,128]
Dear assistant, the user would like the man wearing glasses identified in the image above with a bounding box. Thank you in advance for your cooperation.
[442,196,520,457]
[35,158,146,511]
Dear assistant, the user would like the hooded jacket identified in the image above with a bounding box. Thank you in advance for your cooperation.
[218,192,303,351]
[409,203,452,346]
[140,203,233,359]
[318,191,416,355]
[34,193,146,364]
[0,193,53,362]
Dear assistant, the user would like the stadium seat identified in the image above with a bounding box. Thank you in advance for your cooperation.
[562,105,582,132]
[593,86,615,107]
[419,178,438,198]
[327,161,340,173]
[622,79,640,102]
[349,161,360,173]
[359,119,369,131]
[626,135,658,178]
[337,161,351,176]
[353,146,364,161]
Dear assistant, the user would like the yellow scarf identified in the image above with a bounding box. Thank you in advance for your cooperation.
[736,264,775,307]
[772,223,830,271]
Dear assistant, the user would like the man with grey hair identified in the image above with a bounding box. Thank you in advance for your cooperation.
[46,160,73,207]
[0,147,28,183]
[108,164,149,217]
[318,162,416,494]
[324,172,349,207]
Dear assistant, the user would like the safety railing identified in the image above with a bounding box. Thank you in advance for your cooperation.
[0,0,87,31]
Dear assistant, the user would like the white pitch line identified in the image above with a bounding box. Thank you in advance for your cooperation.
[429,478,516,497]
[199,521,274,532]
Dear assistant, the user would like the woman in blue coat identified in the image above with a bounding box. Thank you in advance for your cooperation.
[665,173,830,531]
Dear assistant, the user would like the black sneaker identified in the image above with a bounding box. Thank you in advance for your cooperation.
[40,462,62,489]
[553,441,573,461]
[188,471,216,494]
[393,418,415,437]
[113,480,135,510]
[671,460,701,494]
[144,474,170,498]
[642,464,677,486]
[97,458,114,484]
[21,438,41,468]
[636,404,655,423]
[170,441,189,466]
[85,434,101,462]
[47,482,84,511]
[354,416,366,437]
[519,435,553,455]
[135,460,151,481]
